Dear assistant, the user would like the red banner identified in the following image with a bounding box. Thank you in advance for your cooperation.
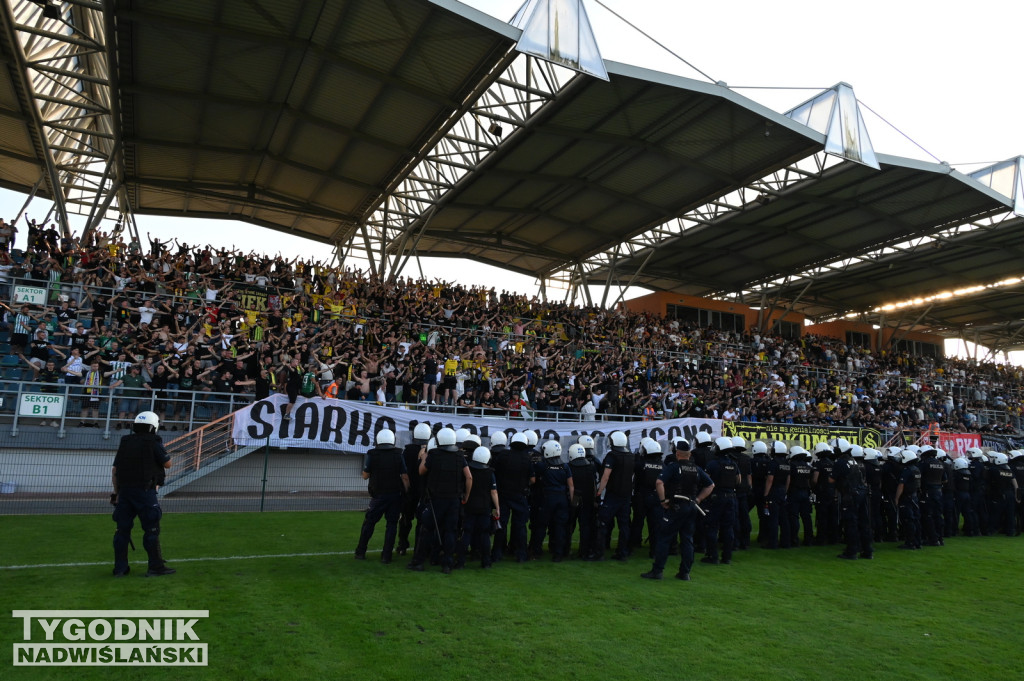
[938,433,980,456]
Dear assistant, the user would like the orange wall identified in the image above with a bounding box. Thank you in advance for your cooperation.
[624,291,804,330]
[804,320,945,352]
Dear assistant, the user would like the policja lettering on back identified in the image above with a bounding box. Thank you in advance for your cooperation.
[407,427,472,574]
[355,429,409,563]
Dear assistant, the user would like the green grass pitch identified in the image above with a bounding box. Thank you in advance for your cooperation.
[2,511,1023,680]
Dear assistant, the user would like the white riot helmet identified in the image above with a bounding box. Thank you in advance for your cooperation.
[935,448,948,460]
[715,436,734,453]
[752,441,769,456]
[578,435,596,450]
[436,427,457,447]
[771,441,788,456]
[642,439,662,456]
[1009,450,1024,460]
[134,410,159,432]
[953,457,970,470]
[695,431,713,446]
[510,432,529,448]
[671,437,691,452]
[731,436,746,451]
[413,423,432,443]
[525,430,539,447]
[610,431,629,451]
[489,431,508,448]
[427,437,437,451]
[465,433,482,448]
[375,429,396,446]
[542,440,563,460]
[904,444,921,457]
[900,449,918,465]
[831,437,853,455]
[886,446,903,460]
[472,446,492,465]
[455,428,471,445]
[993,452,1009,466]
[966,446,983,459]
[568,443,586,460]
[863,448,881,462]
[787,446,808,460]
[813,442,832,457]
[850,445,864,459]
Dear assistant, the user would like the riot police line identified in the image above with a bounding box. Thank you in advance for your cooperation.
[354,425,1024,579]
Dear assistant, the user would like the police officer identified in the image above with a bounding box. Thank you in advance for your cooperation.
[640,438,713,581]
[1010,451,1024,534]
[491,431,533,563]
[952,455,977,537]
[631,437,665,556]
[457,446,499,569]
[732,436,753,550]
[762,441,791,549]
[567,443,597,560]
[534,440,574,562]
[939,450,957,538]
[894,448,923,550]
[703,437,740,565]
[111,411,174,577]
[397,423,431,555]
[991,452,1019,536]
[355,429,410,563]
[917,444,946,547]
[967,448,989,535]
[880,446,903,542]
[407,427,472,574]
[525,430,547,559]
[811,441,839,545]
[831,439,872,560]
[691,431,715,470]
[749,440,771,543]
[593,431,635,562]
[863,448,884,543]
[787,446,815,546]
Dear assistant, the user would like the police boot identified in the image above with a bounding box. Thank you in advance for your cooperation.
[113,530,131,577]
[145,539,176,577]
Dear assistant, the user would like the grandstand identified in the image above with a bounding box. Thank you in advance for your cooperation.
[0,0,1022,510]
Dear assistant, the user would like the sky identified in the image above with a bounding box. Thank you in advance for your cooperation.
[0,0,1021,353]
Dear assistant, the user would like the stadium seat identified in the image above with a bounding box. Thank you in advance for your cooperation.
[2,367,21,381]
[81,318,92,329]
[1,355,19,367]
[0,330,8,343]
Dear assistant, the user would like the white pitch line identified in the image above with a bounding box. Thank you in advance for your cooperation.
[0,550,355,570]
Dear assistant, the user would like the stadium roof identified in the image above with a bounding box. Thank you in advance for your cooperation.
[0,0,1021,349]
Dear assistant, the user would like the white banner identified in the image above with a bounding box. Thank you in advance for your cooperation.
[231,394,722,456]
[13,285,46,305]
[19,393,65,418]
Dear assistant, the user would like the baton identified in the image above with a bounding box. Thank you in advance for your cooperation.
[674,495,706,517]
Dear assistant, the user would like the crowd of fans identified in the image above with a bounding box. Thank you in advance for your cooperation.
[0,215,1021,435]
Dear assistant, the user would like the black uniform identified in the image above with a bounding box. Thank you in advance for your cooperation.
[459,460,497,568]
[704,454,739,563]
[409,445,467,572]
[734,450,753,549]
[832,454,872,560]
[356,445,408,562]
[595,447,636,561]
[397,441,425,554]
[631,450,665,555]
[953,463,978,536]
[918,453,946,546]
[491,442,533,563]
[763,455,791,549]
[897,461,923,549]
[112,431,172,575]
[813,455,840,545]
[787,456,814,545]
[569,456,597,559]
[648,459,713,579]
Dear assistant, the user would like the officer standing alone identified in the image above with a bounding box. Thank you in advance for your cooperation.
[641,439,713,581]
[111,411,174,577]
[355,429,410,563]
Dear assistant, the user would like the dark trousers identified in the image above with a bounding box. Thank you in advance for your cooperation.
[596,493,632,558]
[957,490,979,536]
[357,493,403,559]
[570,495,596,559]
[397,490,420,550]
[763,491,789,548]
[736,492,752,548]
[814,494,840,544]
[839,490,873,557]
[787,488,813,544]
[459,513,493,567]
[412,497,460,568]
[492,493,529,562]
[537,491,570,558]
[920,485,942,543]
[112,487,164,573]
[652,503,696,576]
[705,493,737,561]
[899,497,922,548]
